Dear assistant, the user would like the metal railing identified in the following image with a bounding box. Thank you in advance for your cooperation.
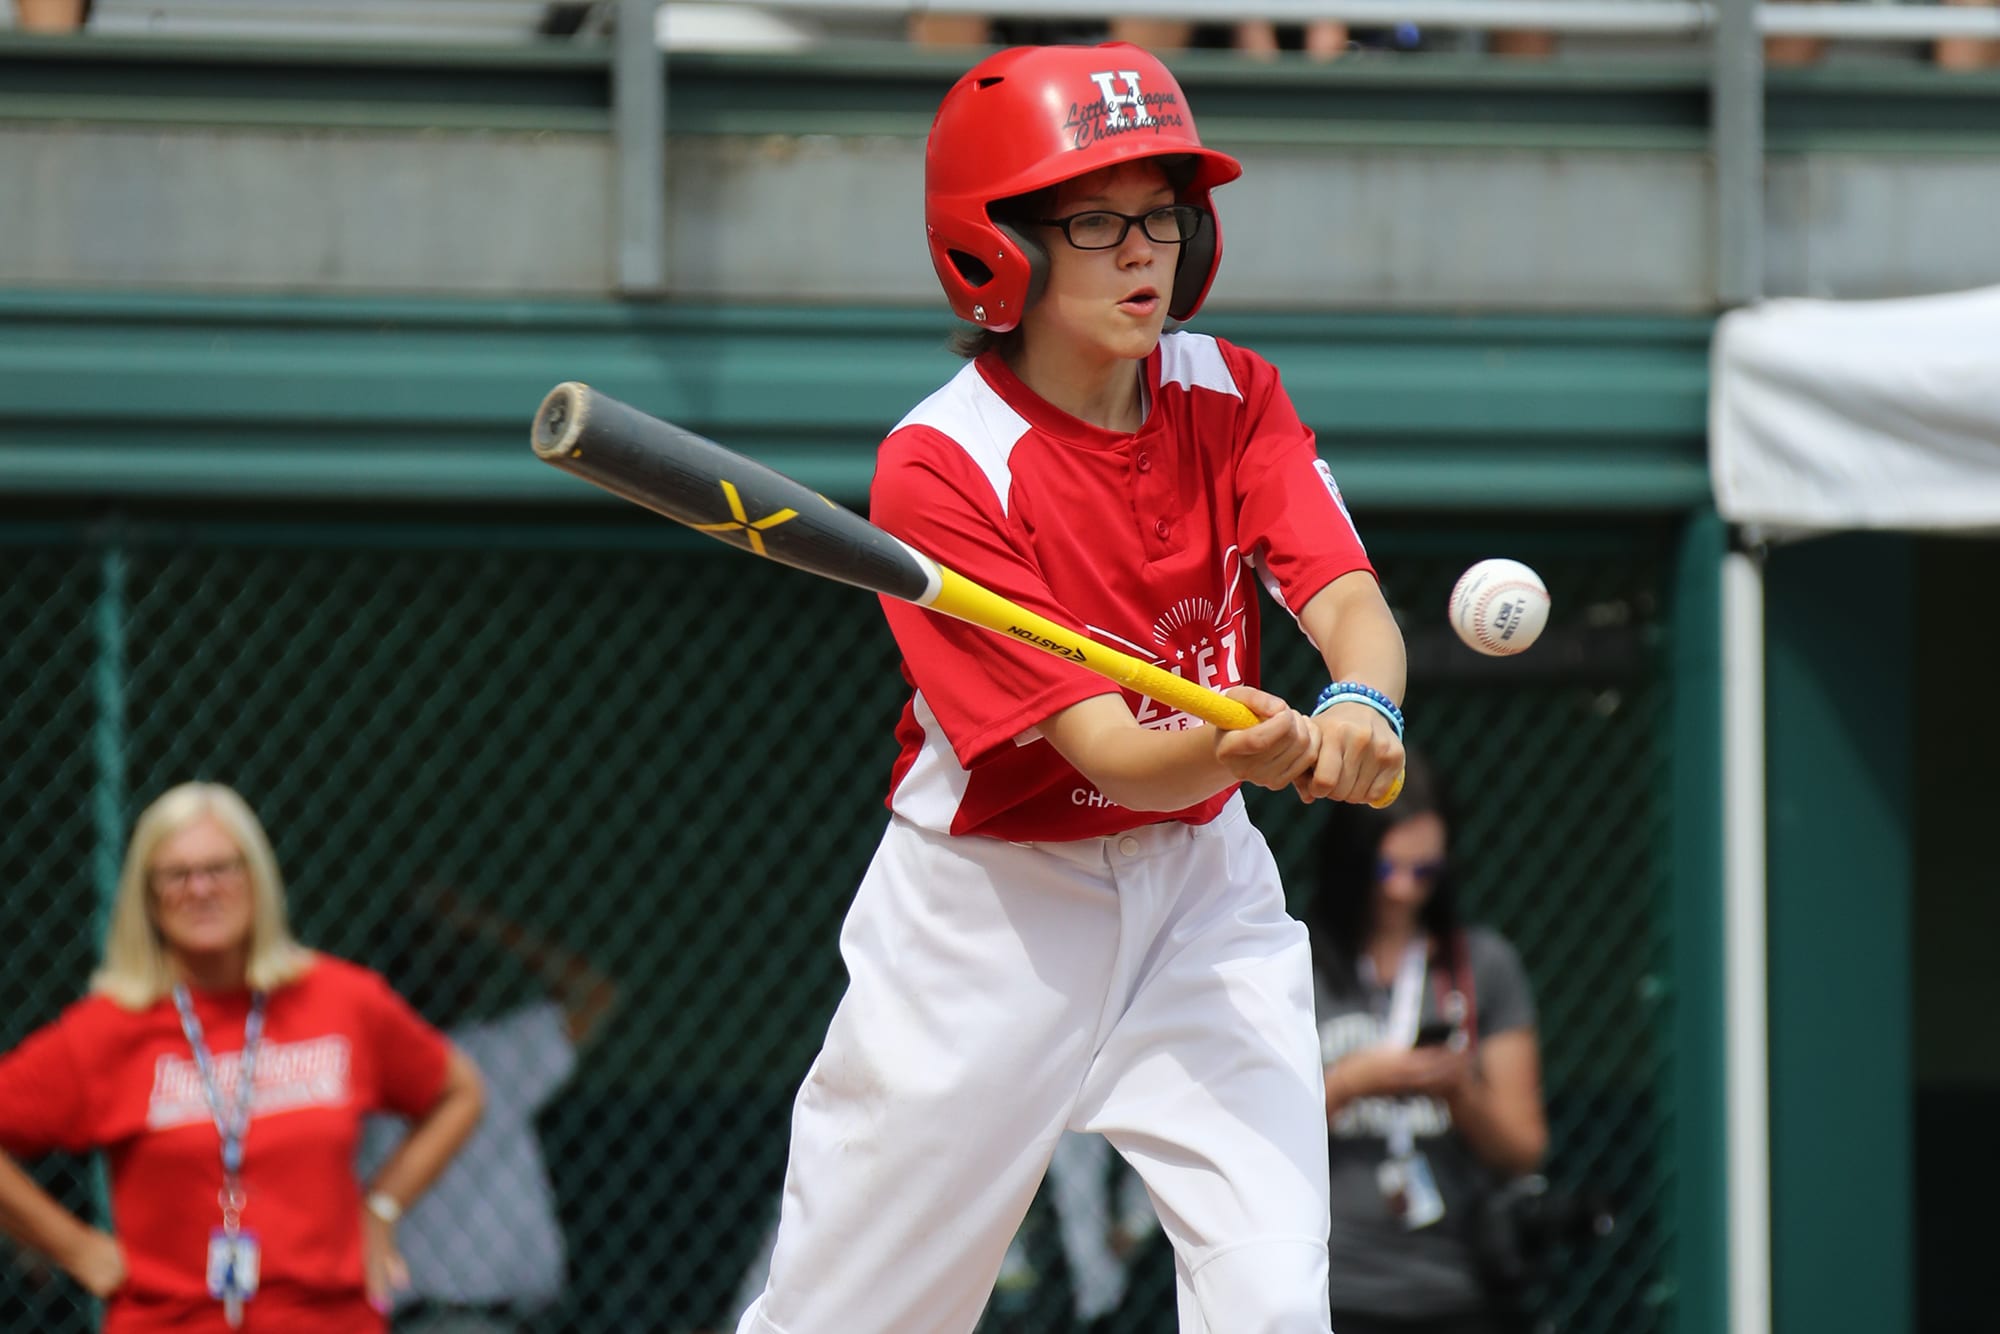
[64,0,611,42]
[38,0,2000,44]
[781,0,2000,41]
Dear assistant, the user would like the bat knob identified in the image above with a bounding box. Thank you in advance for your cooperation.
[532,383,589,459]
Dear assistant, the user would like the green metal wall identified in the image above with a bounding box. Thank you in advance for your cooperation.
[1765,536,1915,1334]
[1911,538,2000,1334]
[1666,511,1729,1334]
[0,293,1710,509]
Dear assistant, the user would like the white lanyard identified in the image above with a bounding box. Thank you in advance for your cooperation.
[1363,939,1428,1158]
[1382,938,1427,1048]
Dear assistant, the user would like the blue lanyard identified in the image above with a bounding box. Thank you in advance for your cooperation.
[170,985,267,1222]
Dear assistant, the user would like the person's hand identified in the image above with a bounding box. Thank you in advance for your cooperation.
[1334,1046,1472,1101]
[1294,700,1403,806]
[1403,1046,1473,1098]
[1213,687,1320,792]
[57,1227,125,1300]
[362,1214,410,1315]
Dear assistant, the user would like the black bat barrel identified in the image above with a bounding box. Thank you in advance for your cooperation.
[531,382,937,604]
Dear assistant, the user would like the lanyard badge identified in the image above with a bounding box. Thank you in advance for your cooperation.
[172,986,267,1329]
[206,1228,261,1314]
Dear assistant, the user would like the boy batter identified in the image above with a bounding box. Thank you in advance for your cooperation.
[736,43,1407,1334]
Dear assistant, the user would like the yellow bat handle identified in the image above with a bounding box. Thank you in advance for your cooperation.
[928,568,1403,809]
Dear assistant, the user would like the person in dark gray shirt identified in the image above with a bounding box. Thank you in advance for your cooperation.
[1307,752,1548,1334]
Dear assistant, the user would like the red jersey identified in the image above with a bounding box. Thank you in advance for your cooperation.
[871,331,1373,842]
[0,954,450,1334]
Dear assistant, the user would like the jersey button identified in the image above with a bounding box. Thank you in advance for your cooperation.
[1118,836,1141,857]
[1136,452,1152,473]
[1154,518,1171,539]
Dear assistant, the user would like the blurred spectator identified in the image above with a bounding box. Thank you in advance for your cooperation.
[908,13,993,45]
[903,14,1559,61]
[537,2,600,37]
[0,781,483,1333]
[1236,19,1351,60]
[1485,29,1557,58]
[905,15,1128,45]
[1762,34,1829,69]
[360,890,618,1334]
[1763,2,1830,69]
[1101,19,1364,58]
[1307,754,1550,1334]
[1937,0,2000,70]
[1101,18,1201,49]
[906,15,1351,59]
[14,0,89,32]
[1765,0,2000,72]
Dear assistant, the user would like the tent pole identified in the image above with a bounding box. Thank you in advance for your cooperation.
[1722,547,1771,1334]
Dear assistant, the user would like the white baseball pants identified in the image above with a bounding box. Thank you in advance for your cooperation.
[735,794,1333,1334]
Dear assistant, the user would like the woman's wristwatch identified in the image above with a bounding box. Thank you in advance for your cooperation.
[364,1190,404,1225]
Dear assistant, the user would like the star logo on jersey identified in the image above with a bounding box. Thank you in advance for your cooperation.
[692,480,798,557]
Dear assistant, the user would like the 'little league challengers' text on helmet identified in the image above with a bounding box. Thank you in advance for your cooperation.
[925,44,1244,334]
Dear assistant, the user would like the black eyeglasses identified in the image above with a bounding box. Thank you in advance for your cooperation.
[1035,204,1206,251]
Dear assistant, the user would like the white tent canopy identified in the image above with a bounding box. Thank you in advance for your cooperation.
[1710,284,2000,535]
[1708,283,2000,1334]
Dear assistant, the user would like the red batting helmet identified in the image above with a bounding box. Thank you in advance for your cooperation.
[925,44,1243,333]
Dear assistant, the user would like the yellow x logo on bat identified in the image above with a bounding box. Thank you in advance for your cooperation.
[693,480,798,557]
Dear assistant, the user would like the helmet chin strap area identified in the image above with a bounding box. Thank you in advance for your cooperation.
[1170,219,1217,322]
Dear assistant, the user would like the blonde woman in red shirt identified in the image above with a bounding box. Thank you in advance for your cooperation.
[0,781,484,1333]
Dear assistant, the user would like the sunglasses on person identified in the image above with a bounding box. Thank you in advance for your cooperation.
[1374,857,1445,884]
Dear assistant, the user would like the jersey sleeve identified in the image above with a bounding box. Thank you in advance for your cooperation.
[357,968,452,1120]
[1222,342,1375,613]
[870,427,1117,765]
[0,1009,93,1157]
[1469,928,1538,1038]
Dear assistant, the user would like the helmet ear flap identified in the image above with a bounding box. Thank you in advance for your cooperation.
[1169,211,1219,322]
[995,220,1049,318]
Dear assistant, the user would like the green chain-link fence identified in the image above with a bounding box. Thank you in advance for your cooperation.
[0,513,1678,1334]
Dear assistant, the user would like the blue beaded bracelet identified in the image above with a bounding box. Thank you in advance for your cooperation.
[1312,681,1405,740]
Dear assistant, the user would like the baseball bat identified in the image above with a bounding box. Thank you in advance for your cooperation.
[530,382,1400,807]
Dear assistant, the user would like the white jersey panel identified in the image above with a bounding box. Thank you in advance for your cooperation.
[1158,331,1243,400]
[892,361,1034,517]
[887,690,973,832]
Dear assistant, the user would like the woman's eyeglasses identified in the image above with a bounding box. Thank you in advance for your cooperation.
[1375,858,1445,884]
[150,856,247,894]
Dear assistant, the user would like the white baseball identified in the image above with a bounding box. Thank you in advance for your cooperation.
[1448,559,1550,657]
